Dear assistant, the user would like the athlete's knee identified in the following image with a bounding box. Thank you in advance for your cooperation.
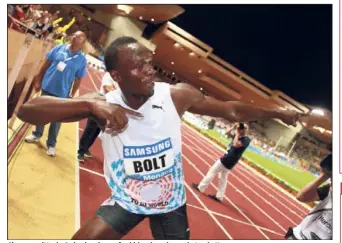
[71,231,93,240]
[71,227,99,240]
[71,214,123,240]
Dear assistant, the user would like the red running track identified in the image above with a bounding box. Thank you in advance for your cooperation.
[77,67,310,239]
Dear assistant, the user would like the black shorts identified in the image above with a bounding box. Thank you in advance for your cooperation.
[285,227,298,240]
[96,203,190,240]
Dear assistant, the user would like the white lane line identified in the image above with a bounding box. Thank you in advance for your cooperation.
[183,147,285,232]
[89,69,103,87]
[182,154,269,239]
[80,166,103,177]
[184,182,233,239]
[80,84,96,93]
[186,203,284,236]
[230,172,297,224]
[80,166,233,239]
[181,125,311,213]
[87,70,99,92]
[232,165,304,220]
[182,134,300,223]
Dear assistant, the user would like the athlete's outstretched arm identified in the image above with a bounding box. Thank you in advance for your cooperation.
[17,92,102,125]
[18,91,143,133]
[172,83,303,126]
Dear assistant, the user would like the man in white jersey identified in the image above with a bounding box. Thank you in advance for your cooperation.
[77,72,118,162]
[18,36,308,240]
[285,154,332,240]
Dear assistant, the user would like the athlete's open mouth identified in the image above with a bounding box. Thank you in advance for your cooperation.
[143,75,156,87]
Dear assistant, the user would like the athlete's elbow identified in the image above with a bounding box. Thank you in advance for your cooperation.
[224,109,243,123]
[17,104,31,122]
[296,194,305,202]
[296,192,311,202]
[223,102,244,122]
[17,104,46,125]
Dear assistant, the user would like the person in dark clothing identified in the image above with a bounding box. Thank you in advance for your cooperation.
[77,72,118,162]
[77,118,101,162]
[193,123,251,202]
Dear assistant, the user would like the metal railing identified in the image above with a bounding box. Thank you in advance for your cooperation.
[8,14,45,40]
[8,29,53,134]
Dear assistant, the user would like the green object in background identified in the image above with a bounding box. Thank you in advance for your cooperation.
[202,129,229,145]
[242,150,316,191]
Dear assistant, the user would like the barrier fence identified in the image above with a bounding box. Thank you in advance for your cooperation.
[7,28,54,154]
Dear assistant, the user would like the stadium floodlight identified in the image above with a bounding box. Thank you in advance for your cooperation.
[311,109,324,116]
[313,126,325,133]
[117,5,134,14]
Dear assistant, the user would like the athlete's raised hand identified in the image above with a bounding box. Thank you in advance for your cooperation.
[88,99,143,134]
[278,109,305,126]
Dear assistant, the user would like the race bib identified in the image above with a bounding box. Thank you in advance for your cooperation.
[57,62,66,72]
[123,138,175,181]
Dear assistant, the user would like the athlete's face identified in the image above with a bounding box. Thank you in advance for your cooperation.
[111,43,156,98]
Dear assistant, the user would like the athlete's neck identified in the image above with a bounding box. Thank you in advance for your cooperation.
[121,92,149,110]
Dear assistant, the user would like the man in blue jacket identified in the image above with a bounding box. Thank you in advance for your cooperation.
[25,31,87,157]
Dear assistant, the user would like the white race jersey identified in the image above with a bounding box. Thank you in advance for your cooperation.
[100,82,186,214]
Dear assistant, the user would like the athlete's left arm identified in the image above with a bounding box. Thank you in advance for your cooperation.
[17,92,105,125]
[172,83,302,126]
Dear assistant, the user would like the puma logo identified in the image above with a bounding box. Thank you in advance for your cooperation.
[152,105,164,111]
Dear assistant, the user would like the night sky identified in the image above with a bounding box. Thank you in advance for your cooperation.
[172,5,332,110]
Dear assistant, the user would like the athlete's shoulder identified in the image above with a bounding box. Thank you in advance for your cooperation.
[170,83,203,101]
[153,81,171,97]
[169,83,205,115]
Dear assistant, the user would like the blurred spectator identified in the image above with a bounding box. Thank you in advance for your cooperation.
[8,5,14,15]
[13,5,26,22]
[26,4,42,20]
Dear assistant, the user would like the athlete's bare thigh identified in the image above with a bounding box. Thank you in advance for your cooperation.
[71,215,123,240]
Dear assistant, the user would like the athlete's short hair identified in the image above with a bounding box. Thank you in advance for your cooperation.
[104,36,137,71]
